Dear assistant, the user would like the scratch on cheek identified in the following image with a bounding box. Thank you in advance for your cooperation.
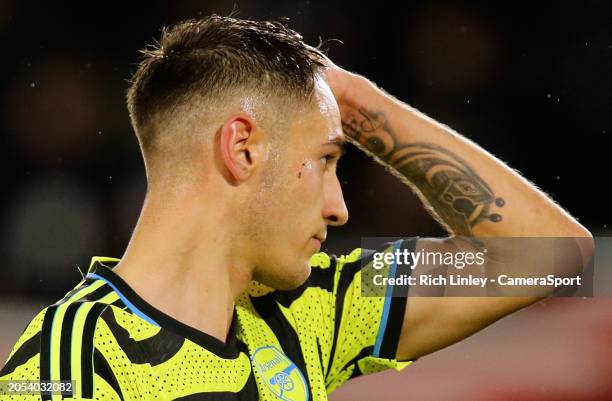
[298,161,306,179]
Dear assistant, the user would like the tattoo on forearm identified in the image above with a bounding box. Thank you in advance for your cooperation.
[342,108,505,236]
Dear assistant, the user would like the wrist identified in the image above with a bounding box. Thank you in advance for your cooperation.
[341,73,404,119]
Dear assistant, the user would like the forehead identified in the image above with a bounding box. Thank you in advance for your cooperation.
[289,77,344,146]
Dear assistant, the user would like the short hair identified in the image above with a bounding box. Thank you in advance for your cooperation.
[126,15,326,165]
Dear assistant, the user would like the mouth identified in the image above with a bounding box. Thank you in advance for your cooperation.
[311,237,322,251]
[311,232,326,251]
[314,230,327,242]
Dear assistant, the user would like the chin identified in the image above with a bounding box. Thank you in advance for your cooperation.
[256,262,311,291]
[292,262,312,287]
[278,263,312,291]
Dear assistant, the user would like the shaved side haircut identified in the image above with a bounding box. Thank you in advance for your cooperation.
[126,15,326,180]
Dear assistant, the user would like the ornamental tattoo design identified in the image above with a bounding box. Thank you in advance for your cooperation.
[342,108,505,236]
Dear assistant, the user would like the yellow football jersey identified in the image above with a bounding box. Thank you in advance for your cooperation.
[0,238,417,400]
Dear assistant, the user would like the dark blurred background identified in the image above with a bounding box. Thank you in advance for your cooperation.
[1,1,611,400]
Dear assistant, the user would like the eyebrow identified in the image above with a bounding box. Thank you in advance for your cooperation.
[324,137,348,156]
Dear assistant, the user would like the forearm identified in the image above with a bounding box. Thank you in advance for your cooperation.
[340,74,590,239]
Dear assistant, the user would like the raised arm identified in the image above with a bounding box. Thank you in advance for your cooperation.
[323,60,594,360]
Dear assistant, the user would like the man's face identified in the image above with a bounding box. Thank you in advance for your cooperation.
[246,78,349,290]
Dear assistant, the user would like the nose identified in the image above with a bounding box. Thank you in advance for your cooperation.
[323,174,349,227]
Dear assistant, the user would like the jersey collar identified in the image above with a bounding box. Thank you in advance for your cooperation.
[86,256,241,359]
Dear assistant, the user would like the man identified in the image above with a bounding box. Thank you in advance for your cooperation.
[0,15,592,401]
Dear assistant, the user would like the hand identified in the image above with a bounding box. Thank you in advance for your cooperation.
[308,45,356,106]
[322,59,354,106]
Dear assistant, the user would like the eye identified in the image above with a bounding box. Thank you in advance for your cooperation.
[321,154,335,169]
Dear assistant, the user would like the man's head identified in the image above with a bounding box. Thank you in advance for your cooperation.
[126,15,348,290]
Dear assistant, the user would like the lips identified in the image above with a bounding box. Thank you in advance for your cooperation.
[311,231,326,252]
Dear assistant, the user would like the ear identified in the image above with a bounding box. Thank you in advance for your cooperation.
[218,114,262,183]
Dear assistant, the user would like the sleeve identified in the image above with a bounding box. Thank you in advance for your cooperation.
[308,237,419,393]
[0,309,45,401]
[0,306,122,401]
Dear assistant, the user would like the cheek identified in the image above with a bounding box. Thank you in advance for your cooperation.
[267,159,324,225]
[296,160,312,180]
[296,159,323,189]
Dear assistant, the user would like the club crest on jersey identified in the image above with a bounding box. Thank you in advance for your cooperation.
[251,345,309,401]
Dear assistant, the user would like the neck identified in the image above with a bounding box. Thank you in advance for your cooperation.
[112,186,252,343]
